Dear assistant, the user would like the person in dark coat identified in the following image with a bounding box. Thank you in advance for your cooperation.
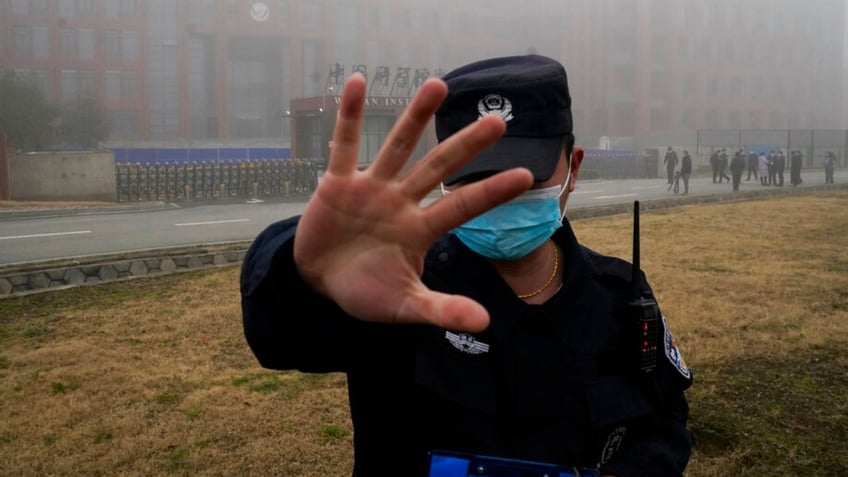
[775,151,786,187]
[790,150,803,186]
[664,147,679,184]
[241,55,693,477]
[767,151,777,185]
[746,150,758,181]
[824,152,837,184]
[730,149,746,191]
[680,150,692,195]
[709,150,719,183]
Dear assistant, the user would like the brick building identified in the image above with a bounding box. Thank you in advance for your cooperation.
[1,0,845,159]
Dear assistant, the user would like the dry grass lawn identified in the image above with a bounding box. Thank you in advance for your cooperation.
[1,190,847,476]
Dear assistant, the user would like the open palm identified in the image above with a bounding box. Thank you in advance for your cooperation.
[293,74,533,332]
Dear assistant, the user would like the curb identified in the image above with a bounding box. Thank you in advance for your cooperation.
[0,243,251,299]
[1,183,846,299]
[0,201,177,221]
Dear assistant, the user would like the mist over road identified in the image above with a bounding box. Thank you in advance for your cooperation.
[0,171,840,266]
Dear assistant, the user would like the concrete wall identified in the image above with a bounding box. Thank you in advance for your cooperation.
[10,151,117,202]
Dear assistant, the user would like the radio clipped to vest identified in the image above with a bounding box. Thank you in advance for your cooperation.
[629,201,659,374]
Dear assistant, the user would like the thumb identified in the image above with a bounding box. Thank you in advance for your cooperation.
[398,289,491,333]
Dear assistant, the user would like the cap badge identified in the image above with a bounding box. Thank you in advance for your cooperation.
[477,94,514,122]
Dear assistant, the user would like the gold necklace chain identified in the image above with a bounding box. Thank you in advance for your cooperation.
[517,241,559,299]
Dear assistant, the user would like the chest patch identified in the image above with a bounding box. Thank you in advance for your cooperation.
[663,315,690,379]
[445,331,490,355]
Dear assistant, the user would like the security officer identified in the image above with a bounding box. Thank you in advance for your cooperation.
[241,55,692,476]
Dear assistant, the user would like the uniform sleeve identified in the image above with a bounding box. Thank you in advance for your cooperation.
[240,216,358,373]
[599,313,693,477]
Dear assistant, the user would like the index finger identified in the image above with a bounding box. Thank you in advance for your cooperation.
[326,74,366,177]
[422,167,534,236]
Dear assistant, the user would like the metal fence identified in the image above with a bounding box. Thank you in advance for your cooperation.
[696,129,848,167]
[580,149,652,179]
[115,158,321,202]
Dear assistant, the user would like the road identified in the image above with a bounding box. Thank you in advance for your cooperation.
[0,170,840,266]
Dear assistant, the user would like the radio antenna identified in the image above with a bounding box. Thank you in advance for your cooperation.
[631,200,641,300]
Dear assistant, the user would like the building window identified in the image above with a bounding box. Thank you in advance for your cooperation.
[727,76,742,97]
[105,0,137,18]
[79,28,95,59]
[187,0,216,25]
[300,0,323,32]
[278,0,291,27]
[60,28,78,58]
[106,71,137,101]
[334,4,358,66]
[370,6,391,32]
[58,0,94,17]
[61,70,96,101]
[13,26,48,57]
[58,0,74,16]
[105,30,120,58]
[122,31,138,60]
[11,0,30,15]
[105,30,138,61]
[13,26,34,56]
[61,70,75,100]
[13,69,50,96]
[706,76,719,96]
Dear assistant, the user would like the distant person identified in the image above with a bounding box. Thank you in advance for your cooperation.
[718,149,730,183]
[775,151,786,187]
[790,150,803,186]
[746,150,758,181]
[730,150,746,191]
[680,149,692,195]
[709,149,720,183]
[767,151,777,186]
[824,152,836,184]
[758,152,769,186]
[664,146,679,184]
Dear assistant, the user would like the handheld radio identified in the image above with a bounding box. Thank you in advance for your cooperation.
[629,201,659,373]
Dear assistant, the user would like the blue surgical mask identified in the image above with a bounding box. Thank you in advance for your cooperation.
[451,178,568,260]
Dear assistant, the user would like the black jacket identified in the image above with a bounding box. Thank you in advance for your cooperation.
[241,218,693,476]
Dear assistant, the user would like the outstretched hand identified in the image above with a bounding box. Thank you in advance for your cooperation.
[293,74,533,332]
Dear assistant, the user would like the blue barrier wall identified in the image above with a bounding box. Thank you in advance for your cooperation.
[112,148,292,164]
[581,149,648,178]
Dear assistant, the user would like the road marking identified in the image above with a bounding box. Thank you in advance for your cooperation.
[632,185,664,190]
[570,189,602,194]
[174,219,250,227]
[593,194,637,200]
[0,230,92,240]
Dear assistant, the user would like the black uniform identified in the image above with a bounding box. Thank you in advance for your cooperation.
[730,152,746,191]
[775,152,786,187]
[790,151,803,186]
[241,217,693,477]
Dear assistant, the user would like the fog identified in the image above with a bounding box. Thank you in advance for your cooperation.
[2,1,847,264]
[1,0,847,150]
